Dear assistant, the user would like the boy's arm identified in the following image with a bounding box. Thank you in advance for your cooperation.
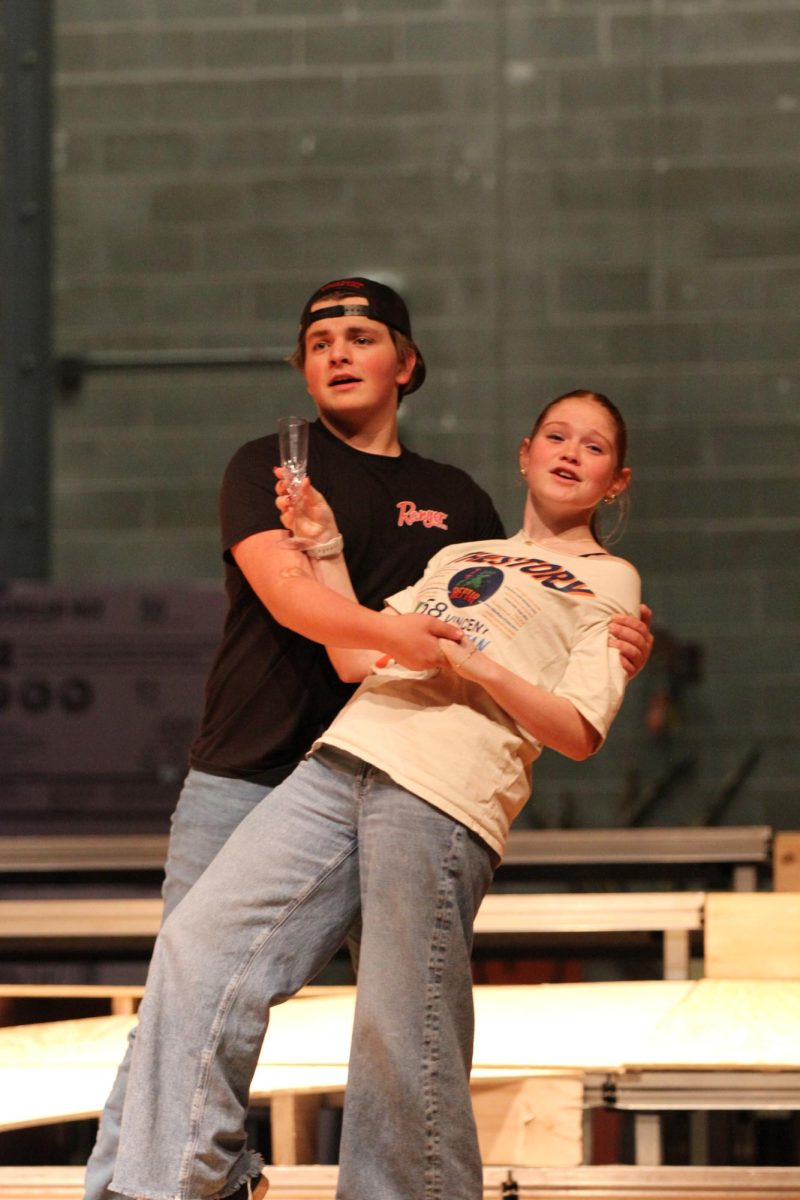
[296,538,397,681]
[232,531,460,676]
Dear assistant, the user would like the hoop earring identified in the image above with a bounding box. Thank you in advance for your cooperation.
[597,491,629,546]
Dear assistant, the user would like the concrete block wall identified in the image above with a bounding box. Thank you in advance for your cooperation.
[42,0,800,828]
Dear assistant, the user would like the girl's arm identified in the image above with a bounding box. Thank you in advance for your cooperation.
[438,640,602,761]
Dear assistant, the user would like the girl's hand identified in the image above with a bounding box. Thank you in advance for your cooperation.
[438,637,484,680]
[274,468,340,547]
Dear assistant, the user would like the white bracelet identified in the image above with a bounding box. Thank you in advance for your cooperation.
[305,534,344,560]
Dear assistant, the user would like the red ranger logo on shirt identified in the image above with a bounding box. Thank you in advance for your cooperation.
[396,501,449,531]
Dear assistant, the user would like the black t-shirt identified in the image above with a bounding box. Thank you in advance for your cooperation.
[190,418,505,785]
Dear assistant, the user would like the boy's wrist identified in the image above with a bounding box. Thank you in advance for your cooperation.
[305,533,344,560]
[376,611,402,655]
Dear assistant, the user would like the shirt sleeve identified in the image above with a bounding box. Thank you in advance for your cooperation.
[552,613,628,746]
[475,491,506,540]
[552,567,641,746]
[220,438,283,562]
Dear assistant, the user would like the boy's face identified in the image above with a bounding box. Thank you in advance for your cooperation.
[302,298,415,431]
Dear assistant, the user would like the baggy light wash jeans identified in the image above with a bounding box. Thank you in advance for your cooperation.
[110,747,495,1200]
[84,769,275,1200]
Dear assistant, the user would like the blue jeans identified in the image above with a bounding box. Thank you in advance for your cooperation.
[110,748,494,1200]
[84,769,274,1200]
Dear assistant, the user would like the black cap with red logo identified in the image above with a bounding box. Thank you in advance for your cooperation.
[298,276,426,396]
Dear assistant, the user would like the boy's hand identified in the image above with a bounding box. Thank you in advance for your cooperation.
[610,604,653,680]
[274,469,339,547]
[376,614,463,673]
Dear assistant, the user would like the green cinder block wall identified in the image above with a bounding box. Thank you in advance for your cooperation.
[46,0,799,829]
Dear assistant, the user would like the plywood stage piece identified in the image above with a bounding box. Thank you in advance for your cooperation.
[4,979,800,1164]
[705,892,800,979]
[626,979,800,1069]
[472,1074,584,1167]
[472,983,691,1071]
[0,1014,136,1129]
[773,831,800,892]
[0,983,692,1130]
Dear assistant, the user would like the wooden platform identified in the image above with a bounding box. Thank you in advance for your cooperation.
[3,980,800,1169]
[1,1165,799,1200]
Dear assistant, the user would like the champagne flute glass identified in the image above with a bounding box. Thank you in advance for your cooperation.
[278,415,308,497]
[278,415,309,541]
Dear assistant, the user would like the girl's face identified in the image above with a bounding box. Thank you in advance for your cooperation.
[519,396,631,517]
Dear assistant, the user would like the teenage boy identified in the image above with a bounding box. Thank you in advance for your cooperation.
[84,276,652,1200]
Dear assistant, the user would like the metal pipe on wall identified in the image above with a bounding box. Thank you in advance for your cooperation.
[0,1,53,580]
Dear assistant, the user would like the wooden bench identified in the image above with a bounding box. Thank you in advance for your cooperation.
[0,891,706,979]
[2,1164,799,1199]
[0,983,145,1017]
[0,826,774,891]
[0,981,348,1021]
[500,827,772,892]
[0,834,168,874]
[0,896,163,944]
[473,892,704,980]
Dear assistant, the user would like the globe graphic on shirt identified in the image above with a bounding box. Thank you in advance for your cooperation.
[447,566,504,608]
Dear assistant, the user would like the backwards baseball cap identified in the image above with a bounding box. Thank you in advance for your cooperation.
[298,276,426,396]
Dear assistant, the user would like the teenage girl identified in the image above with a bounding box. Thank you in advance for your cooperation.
[111,389,640,1200]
